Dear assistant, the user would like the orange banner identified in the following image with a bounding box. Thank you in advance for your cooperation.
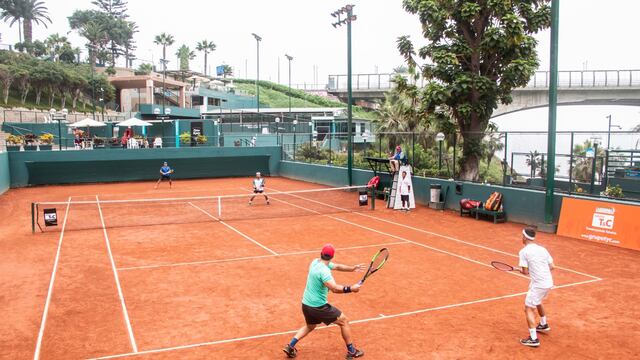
[558,197,640,251]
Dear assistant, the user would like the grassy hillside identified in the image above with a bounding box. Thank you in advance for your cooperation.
[234,79,378,120]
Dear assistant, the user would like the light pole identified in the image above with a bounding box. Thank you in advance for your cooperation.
[308,121,314,145]
[362,130,369,158]
[160,58,169,114]
[331,4,357,186]
[251,33,262,113]
[544,0,559,225]
[588,136,601,194]
[49,108,68,151]
[99,87,105,122]
[275,117,281,146]
[87,44,97,120]
[285,54,293,116]
[436,132,445,170]
[606,114,622,150]
[293,119,298,161]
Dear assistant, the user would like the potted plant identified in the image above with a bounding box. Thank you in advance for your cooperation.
[196,134,208,146]
[24,133,38,151]
[602,185,624,199]
[6,134,23,151]
[39,133,54,151]
[93,136,106,149]
[179,132,191,144]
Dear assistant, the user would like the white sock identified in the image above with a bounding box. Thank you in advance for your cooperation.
[540,316,547,326]
[529,328,537,340]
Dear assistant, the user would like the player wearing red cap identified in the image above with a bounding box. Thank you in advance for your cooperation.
[283,244,367,359]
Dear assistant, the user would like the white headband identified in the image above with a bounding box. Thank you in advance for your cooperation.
[522,229,535,240]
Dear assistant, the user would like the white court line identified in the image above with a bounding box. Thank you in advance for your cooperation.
[117,241,409,271]
[270,187,602,281]
[96,196,138,353]
[262,189,529,280]
[33,197,71,360]
[188,202,278,256]
[88,277,601,360]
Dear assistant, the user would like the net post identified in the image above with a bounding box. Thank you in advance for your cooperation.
[370,186,375,210]
[31,202,35,234]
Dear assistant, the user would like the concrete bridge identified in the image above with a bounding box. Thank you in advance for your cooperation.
[325,70,640,116]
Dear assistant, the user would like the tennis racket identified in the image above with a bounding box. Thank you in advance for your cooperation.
[358,248,389,284]
[491,261,518,272]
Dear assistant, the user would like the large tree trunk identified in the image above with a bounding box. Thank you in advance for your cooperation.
[458,130,484,181]
[23,20,33,44]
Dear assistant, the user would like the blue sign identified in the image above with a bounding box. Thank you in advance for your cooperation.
[586,148,595,158]
[216,65,225,76]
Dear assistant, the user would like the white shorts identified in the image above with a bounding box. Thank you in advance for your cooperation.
[525,287,551,308]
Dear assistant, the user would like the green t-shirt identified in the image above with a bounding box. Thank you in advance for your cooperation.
[302,259,336,307]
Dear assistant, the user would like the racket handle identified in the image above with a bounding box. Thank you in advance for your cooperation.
[357,280,364,285]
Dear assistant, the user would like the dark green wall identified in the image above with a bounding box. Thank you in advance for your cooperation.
[0,152,9,194]
[279,160,564,225]
[9,147,281,187]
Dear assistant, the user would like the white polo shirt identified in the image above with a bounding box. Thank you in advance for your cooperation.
[398,177,411,196]
[519,243,554,289]
[253,178,265,190]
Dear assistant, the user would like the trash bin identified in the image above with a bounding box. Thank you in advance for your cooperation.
[359,190,368,206]
[430,184,442,203]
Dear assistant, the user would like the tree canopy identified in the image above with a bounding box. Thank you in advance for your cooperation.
[398,0,551,180]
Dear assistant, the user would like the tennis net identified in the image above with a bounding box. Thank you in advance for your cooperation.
[31,186,375,233]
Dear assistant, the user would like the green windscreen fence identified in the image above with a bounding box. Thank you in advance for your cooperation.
[25,156,271,185]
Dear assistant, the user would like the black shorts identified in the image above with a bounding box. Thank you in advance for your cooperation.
[302,303,342,325]
[160,175,171,180]
[401,194,409,202]
[253,189,264,194]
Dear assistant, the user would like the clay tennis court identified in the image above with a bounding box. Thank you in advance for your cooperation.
[1,177,639,359]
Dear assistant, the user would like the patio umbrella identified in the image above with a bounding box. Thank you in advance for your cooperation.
[72,118,106,137]
[116,118,153,127]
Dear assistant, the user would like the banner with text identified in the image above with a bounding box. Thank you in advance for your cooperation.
[558,197,640,251]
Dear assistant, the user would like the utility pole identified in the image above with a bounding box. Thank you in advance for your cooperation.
[544,0,559,226]
[251,33,262,113]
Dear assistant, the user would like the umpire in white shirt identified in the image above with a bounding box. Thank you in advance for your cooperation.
[517,228,554,347]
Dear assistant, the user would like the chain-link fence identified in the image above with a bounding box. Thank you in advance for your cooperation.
[283,129,640,201]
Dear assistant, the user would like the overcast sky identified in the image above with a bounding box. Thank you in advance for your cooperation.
[1,0,639,85]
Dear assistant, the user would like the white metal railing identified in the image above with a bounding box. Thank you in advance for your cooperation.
[327,70,640,91]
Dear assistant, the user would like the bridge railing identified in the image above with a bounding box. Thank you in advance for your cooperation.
[327,70,640,91]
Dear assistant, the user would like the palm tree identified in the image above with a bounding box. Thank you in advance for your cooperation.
[175,44,195,71]
[571,140,605,183]
[154,32,174,63]
[79,21,109,70]
[135,63,152,75]
[221,64,233,78]
[44,33,70,61]
[0,0,51,45]
[525,151,541,178]
[196,40,216,76]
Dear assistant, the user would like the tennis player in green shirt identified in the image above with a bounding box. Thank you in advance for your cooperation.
[283,244,366,359]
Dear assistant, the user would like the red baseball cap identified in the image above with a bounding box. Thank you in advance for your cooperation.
[321,244,335,260]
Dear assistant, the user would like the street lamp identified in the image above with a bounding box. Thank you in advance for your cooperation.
[275,117,281,145]
[308,121,314,145]
[436,132,446,170]
[331,4,357,185]
[251,33,262,113]
[606,114,622,150]
[285,54,293,115]
[362,129,369,158]
[99,87,105,122]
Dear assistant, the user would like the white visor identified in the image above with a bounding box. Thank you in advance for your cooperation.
[522,229,535,240]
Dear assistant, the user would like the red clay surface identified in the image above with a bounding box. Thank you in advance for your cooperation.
[1,177,639,359]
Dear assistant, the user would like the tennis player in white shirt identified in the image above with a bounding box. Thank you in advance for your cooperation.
[517,228,554,347]
[398,170,411,211]
[249,172,270,205]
